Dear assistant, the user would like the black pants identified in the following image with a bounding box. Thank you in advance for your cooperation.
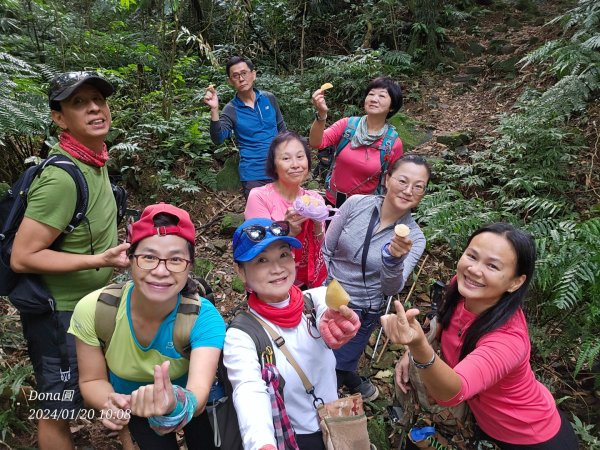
[478,411,579,450]
[128,411,217,450]
[297,431,325,450]
[404,410,578,450]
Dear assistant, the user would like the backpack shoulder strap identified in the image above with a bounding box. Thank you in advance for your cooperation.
[173,294,201,359]
[334,116,361,157]
[228,311,276,366]
[1,155,89,239]
[95,282,127,353]
[43,155,89,236]
[95,283,201,359]
[220,311,286,400]
[375,126,400,194]
[379,125,398,152]
[326,116,361,194]
[303,292,317,330]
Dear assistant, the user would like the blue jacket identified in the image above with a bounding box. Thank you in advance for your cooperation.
[209,89,286,182]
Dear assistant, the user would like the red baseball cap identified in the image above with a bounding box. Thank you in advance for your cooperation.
[128,203,195,245]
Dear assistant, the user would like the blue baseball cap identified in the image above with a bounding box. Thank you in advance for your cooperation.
[233,218,302,262]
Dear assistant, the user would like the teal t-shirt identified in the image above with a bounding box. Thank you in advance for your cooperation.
[25,144,118,310]
[69,282,226,394]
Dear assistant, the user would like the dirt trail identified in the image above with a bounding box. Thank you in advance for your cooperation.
[405,3,564,154]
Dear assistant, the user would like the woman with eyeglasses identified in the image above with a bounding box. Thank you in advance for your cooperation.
[69,203,226,450]
[224,218,361,450]
[323,155,430,401]
[381,223,578,450]
[309,76,404,208]
[245,131,327,289]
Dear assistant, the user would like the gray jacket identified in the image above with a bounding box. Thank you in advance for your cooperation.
[323,195,426,310]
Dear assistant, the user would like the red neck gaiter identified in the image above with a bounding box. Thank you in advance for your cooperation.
[59,132,108,167]
[247,284,304,328]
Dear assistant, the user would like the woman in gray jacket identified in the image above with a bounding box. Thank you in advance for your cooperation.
[323,154,430,400]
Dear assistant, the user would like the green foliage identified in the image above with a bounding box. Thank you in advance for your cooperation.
[415,186,509,255]
[571,414,600,449]
[304,49,413,121]
[0,53,48,183]
[519,0,600,122]
[387,113,428,150]
[0,312,33,442]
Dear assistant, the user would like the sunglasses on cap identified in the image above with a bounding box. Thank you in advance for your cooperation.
[235,221,291,245]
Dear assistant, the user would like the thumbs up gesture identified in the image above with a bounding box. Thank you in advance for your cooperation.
[130,361,176,417]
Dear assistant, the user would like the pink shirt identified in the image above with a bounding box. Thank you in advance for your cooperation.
[438,301,561,445]
[244,183,327,288]
[318,117,403,204]
[245,183,323,224]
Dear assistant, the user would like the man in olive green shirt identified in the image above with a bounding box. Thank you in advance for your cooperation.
[11,72,130,450]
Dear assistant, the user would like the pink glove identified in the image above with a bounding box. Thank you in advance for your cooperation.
[319,305,361,349]
[259,446,277,450]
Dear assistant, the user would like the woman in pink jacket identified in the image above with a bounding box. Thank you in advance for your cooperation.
[381,223,578,449]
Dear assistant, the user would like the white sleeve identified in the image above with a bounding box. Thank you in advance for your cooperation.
[223,328,276,450]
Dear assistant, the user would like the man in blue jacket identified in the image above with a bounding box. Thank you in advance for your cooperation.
[204,56,287,198]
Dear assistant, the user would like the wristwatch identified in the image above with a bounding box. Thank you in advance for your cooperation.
[314,111,327,122]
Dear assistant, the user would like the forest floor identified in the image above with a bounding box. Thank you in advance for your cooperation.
[1,1,598,449]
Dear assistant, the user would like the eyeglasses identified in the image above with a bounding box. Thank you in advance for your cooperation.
[389,176,427,195]
[238,221,291,244]
[230,70,251,81]
[132,254,191,273]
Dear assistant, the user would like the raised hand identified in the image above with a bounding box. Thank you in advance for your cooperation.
[203,85,219,111]
[388,234,412,258]
[319,305,361,349]
[284,207,307,237]
[101,242,131,269]
[380,300,425,346]
[130,361,176,417]
[311,88,329,116]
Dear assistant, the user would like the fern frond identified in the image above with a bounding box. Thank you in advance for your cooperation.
[519,41,563,69]
[574,339,600,377]
[582,34,600,49]
[502,196,566,218]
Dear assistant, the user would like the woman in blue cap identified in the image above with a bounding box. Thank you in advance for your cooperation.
[223,218,361,450]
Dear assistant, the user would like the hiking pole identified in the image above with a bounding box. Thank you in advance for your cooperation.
[370,294,394,367]
[371,254,429,366]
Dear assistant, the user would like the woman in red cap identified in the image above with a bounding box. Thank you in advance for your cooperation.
[69,203,226,450]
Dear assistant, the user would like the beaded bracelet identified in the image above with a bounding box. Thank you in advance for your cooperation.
[409,350,436,369]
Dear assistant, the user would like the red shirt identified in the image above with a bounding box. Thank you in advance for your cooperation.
[319,117,403,204]
[438,300,561,445]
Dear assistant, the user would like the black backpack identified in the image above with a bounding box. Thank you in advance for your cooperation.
[0,154,127,314]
